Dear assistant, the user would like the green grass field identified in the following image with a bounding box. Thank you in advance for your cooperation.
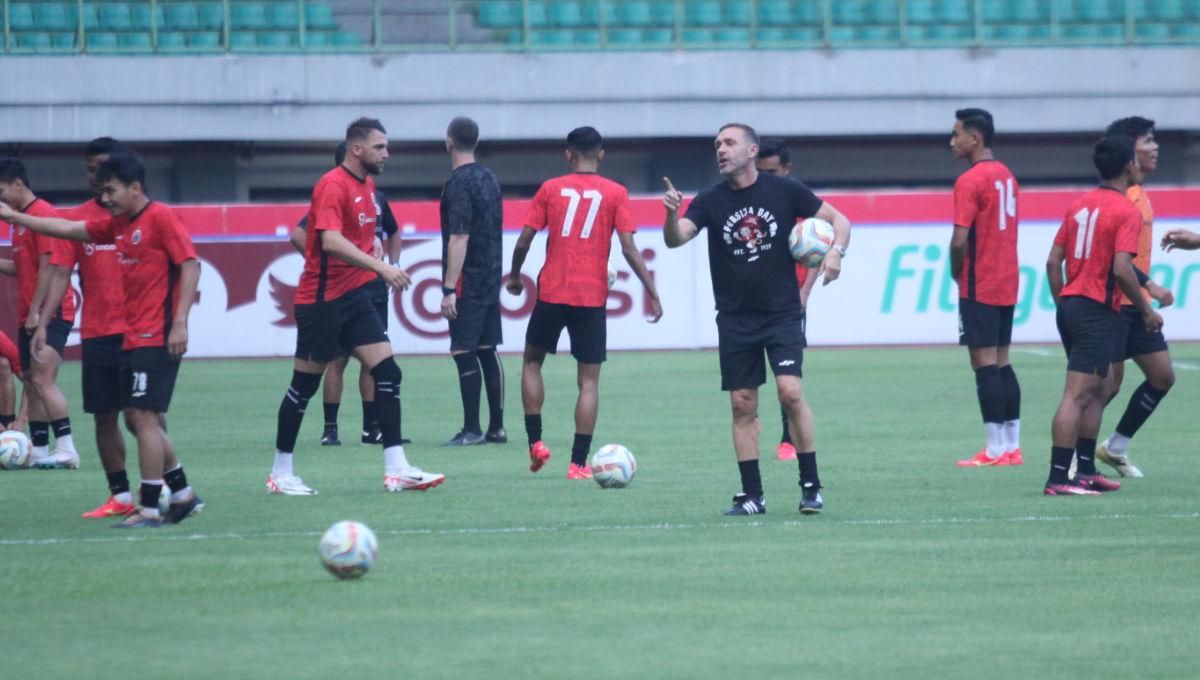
[3,345,1199,679]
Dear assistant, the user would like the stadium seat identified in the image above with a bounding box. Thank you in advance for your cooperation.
[269,2,300,30]
[119,32,154,51]
[1150,0,1186,20]
[259,30,296,47]
[51,31,77,48]
[758,0,793,26]
[857,25,899,41]
[794,0,821,23]
[531,28,573,46]
[833,1,867,25]
[986,23,1031,40]
[1012,0,1045,22]
[938,0,972,23]
[232,3,268,30]
[1172,22,1200,38]
[523,1,549,27]
[906,0,936,24]
[1063,23,1101,38]
[830,25,856,41]
[187,30,222,48]
[575,28,601,45]
[34,3,74,31]
[304,2,339,29]
[229,30,258,48]
[715,27,751,43]
[756,27,788,42]
[649,0,676,26]
[642,27,673,43]
[87,32,121,49]
[547,1,584,27]
[606,27,643,44]
[478,1,519,28]
[1080,0,1120,22]
[580,1,616,25]
[330,31,362,46]
[17,31,53,49]
[682,27,714,43]
[199,3,226,30]
[157,31,188,49]
[131,3,163,30]
[786,26,821,41]
[684,1,721,26]
[1136,22,1172,40]
[99,4,134,31]
[303,30,330,46]
[723,0,752,27]
[8,4,36,31]
[866,0,899,23]
[929,23,972,40]
[165,4,202,31]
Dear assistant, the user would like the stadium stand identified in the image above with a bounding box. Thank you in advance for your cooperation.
[1,1,1199,54]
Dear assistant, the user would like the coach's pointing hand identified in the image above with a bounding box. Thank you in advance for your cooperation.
[662,177,682,213]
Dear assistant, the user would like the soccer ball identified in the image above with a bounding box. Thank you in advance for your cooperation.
[607,264,617,289]
[318,520,378,580]
[788,218,836,268]
[591,444,637,489]
[0,431,31,470]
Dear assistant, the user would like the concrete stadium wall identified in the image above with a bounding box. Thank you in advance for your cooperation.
[3,47,1198,143]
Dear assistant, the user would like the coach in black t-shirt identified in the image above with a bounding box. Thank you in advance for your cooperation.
[440,117,507,446]
[662,122,851,517]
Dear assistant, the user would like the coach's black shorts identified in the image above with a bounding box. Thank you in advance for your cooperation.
[958,298,1014,348]
[17,318,72,370]
[294,283,389,363]
[526,300,606,364]
[450,298,503,353]
[119,346,181,413]
[716,308,806,391]
[1112,304,1168,362]
[1056,296,1120,378]
[82,334,123,414]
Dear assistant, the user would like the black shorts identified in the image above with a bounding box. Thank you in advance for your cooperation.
[1056,296,1120,378]
[1112,304,1169,361]
[294,283,389,363]
[81,334,123,414]
[17,318,72,369]
[369,278,389,331]
[958,299,1014,348]
[118,346,181,413]
[525,300,606,364]
[716,308,806,391]
[450,298,503,353]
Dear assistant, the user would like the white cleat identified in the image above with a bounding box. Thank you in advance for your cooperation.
[1096,439,1144,478]
[384,469,445,492]
[34,450,81,470]
[266,473,318,495]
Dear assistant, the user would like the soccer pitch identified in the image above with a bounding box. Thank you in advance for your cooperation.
[2,346,1199,679]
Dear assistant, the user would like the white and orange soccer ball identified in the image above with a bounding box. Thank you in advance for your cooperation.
[788,217,836,268]
[318,520,378,580]
[591,444,637,489]
[0,430,31,470]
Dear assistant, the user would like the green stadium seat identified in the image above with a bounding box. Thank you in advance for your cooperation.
[1136,22,1172,40]
[685,1,721,26]
[982,0,1008,22]
[305,3,338,29]
[786,26,821,41]
[575,28,601,44]
[119,32,154,51]
[51,31,77,48]
[938,0,972,23]
[795,0,821,23]
[649,1,676,26]
[867,0,899,23]
[8,4,36,31]
[165,4,202,31]
[758,0,793,26]
[906,0,935,24]
[35,3,74,31]
[330,31,362,46]
[642,27,673,43]
[131,4,163,30]
[17,31,53,49]
[986,23,1031,40]
[929,23,972,40]
[187,30,222,48]
[1063,23,1101,38]
[580,1,616,25]
[268,3,300,30]
[548,1,584,27]
[99,4,134,31]
[682,27,714,42]
[715,27,751,43]
[199,3,226,30]
[1150,0,1186,20]
[157,31,188,49]
[830,25,856,41]
[1013,0,1045,22]
[1080,0,1119,22]
[833,1,867,25]
[87,32,121,49]
[79,4,99,29]
[524,1,549,27]
[232,3,268,30]
[857,25,899,41]
[1172,23,1200,38]
[723,0,752,27]
[303,30,332,46]
[615,1,652,26]
[607,27,643,44]
[531,28,573,45]
[478,1,520,28]
[259,30,296,47]
[756,27,788,42]
[1098,22,1125,38]
[229,30,258,48]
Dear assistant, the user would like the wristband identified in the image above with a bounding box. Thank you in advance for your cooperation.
[1133,266,1149,287]
[442,286,456,296]
[832,245,847,258]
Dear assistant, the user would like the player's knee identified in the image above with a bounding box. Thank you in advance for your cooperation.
[778,385,804,411]
[1152,370,1175,392]
[369,357,402,386]
[730,390,757,419]
[452,351,478,377]
[289,370,322,401]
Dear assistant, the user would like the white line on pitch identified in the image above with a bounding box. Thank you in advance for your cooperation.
[1,512,1197,547]
[1014,348,1059,357]
[1172,361,1199,371]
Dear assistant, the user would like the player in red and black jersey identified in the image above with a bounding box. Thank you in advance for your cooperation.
[35,138,143,516]
[508,127,663,478]
[1044,136,1161,496]
[271,117,442,496]
[947,109,1024,469]
[0,157,80,468]
[0,153,204,527]
[756,138,819,462]
[0,329,27,432]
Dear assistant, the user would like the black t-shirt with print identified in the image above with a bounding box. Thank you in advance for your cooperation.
[684,172,823,312]
[440,162,504,304]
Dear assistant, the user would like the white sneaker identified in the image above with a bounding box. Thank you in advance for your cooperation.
[1096,439,1144,478]
[34,449,81,470]
[266,473,317,495]
[384,469,445,492]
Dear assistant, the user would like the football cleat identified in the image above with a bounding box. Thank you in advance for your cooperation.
[1075,473,1121,493]
[724,493,766,516]
[529,440,551,473]
[566,463,593,480]
[113,512,164,528]
[1001,448,1023,465]
[1043,481,1100,496]
[775,441,797,461]
[320,426,341,446]
[361,429,382,445]
[485,428,508,444]
[81,496,137,518]
[800,483,823,514]
[955,448,1007,467]
[33,450,81,470]
[1096,439,1143,478]
[443,430,486,446]
[266,473,318,495]
[164,493,205,524]
[384,469,445,491]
